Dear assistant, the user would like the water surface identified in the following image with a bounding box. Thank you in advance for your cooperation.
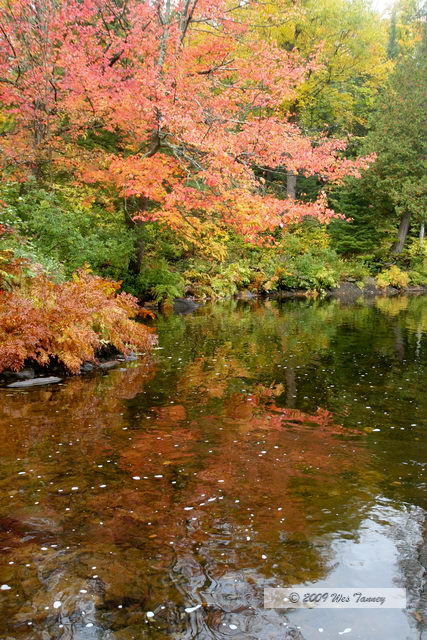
[1,296,426,639]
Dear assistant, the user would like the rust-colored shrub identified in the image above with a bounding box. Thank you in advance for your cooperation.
[0,266,156,373]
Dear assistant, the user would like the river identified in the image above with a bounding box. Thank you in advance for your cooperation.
[0,296,426,639]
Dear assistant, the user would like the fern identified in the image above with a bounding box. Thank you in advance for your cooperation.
[0,264,156,373]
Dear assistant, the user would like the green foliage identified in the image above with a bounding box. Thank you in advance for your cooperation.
[328,178,392,260]
[269,250,341,292]
[279,224,365,290]
[409,269,427,286]
[126,259,185,302]
[183,259,252,298]
[339,259,371,283]
[407,237,427,285]
[0,227,65,281]
[0,175,417,304]
[362,45,427,242]
[150,281,184,303]
[139,223,186,262]
[180,225,351,296]
[0,182,134,280]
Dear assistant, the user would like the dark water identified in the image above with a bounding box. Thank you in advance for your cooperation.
[1,296,426,640]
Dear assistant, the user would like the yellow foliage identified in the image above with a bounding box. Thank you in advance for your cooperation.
[257,0,390,133]
[376,265,409,289]
[375,296,409,316]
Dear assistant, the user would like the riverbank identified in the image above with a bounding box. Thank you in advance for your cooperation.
[275,279,427,301]
[162,280,427,307]
[3,280,427,388]
[0,348,142,388]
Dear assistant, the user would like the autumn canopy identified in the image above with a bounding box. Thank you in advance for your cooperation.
[0,0,371,243]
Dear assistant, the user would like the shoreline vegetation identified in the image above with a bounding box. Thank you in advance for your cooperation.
[0,0,426,382]
[0,262,156,384]
[1,281,426,386]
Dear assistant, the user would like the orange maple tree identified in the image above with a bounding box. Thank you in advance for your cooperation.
[0,0,372,242]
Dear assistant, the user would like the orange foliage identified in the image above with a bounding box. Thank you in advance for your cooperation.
[0,267,156,373]
[0,0,373,243]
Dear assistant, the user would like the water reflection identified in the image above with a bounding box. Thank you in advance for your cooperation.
[0,296,426,639]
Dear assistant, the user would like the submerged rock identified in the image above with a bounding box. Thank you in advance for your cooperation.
[0,367,35,385]
[329,281,364,300]
[173,298,198,314]
[80,361,95,373]
[236,289,255,300]
[99,360,120,370]
[14,367,35,380]
[117,353,138,362]
[6,376,62,388]
[330,279,399,300]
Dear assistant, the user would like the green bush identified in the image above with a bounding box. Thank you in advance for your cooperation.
[406,238,427,286]
[409,270,427,286]
[180,225,346,295]
[0,182,133,280]
[274,253,340,291]
[127,259,185,301]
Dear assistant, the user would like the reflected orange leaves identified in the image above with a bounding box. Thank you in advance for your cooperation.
[119,425,198,474]
[177,350,249,401]
[0,350,370,633]
[0,361,155,459]
[151,404,187,425]
[0,358,367,582]
[100,378,369,583]
[0,300,426,639]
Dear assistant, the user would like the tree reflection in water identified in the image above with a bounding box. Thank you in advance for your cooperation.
[0,297,426,639]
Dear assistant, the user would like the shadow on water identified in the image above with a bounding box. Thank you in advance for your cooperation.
[0,296,427,639]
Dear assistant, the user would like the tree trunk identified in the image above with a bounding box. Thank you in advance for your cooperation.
[286,171,297,199]
[285,367,297,408]
[131,223,145,275]
[393,325,405,362]
[420,221,425,248]
[124,197,147,276]
[391,211,411,254]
